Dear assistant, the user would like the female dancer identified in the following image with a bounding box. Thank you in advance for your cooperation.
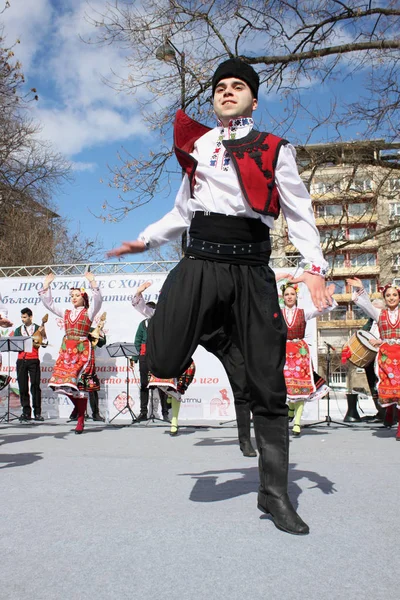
[280,281,336,436]
[39,272,102,434]
[347,277,400,439]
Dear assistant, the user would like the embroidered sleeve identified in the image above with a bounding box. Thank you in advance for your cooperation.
[352,288,380,321]
[304,299,338,321]
[88,287,103,322]
[38,287,64,318]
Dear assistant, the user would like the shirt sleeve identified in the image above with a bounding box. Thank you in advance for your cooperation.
[132,295,155,318]
[38,287,64,318]
[138,176,191,248]
[352,288,381,321]
[88,287,103,322]
[275,144,329,278]
[304,298,338,321]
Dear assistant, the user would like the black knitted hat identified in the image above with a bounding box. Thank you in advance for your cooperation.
[212,58,260,99]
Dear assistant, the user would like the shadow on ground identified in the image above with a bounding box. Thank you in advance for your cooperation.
[180,464,337,509]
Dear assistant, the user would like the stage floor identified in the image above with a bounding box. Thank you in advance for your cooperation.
[0,418,397,600]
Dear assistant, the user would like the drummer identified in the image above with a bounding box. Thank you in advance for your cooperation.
[360,298,386,422]
[347,277,400,439]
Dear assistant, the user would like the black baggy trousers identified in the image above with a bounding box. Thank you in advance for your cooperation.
[147,257,288,418]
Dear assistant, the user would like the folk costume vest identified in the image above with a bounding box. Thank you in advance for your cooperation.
[14,324,40,360]
[378,309,400,339]
[283,308,306,340]
[173,110,288,218]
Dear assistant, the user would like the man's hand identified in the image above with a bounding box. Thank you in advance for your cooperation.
[136,281,152,296]
[346,277,363,289]
[291,272,334,311]
[107,241,146,258]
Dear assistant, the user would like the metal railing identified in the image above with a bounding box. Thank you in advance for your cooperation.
[0,261,179,278]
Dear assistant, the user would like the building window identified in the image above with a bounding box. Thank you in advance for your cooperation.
[327,254,345,268]
[348,227,371,241]
[347,202,372,216]
[330,366,347,388]
[360,279,377,293]
[390,228,400,242]
[316,204,343,218]
[320,228,345,243]
[393,254,400,267]
[319,306,347,321]
[332,279,347,294]
[388,178,400,192]
[349,179,373,192]
[350,253,376,267]
[353,305,368,320]
[389,203,400,218]
[311,181,326,194]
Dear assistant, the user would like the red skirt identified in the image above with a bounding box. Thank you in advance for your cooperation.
[284,340,316,399]
[376,342,400,407]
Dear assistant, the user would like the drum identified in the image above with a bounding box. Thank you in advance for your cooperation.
[347,330,378,368]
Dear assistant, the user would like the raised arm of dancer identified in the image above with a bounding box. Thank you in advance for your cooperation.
[39,273,64,318]
[347,277,380,321]
[131,281,155,318]
[85,272,103,321]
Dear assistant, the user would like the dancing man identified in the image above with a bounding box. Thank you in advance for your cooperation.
[108,58,333,535]
[13,308,47,422]
[39,272,102,434]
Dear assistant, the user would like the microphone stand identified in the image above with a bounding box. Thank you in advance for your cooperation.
[304,342,352,429]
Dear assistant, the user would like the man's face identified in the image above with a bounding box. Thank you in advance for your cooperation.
[213,77,257,126]
[21,313,32,326]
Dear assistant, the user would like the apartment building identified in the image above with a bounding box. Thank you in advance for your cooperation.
[271,139,400,389]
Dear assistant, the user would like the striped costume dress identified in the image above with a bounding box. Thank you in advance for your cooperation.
[39,286,103,396]
[282,307,329,403]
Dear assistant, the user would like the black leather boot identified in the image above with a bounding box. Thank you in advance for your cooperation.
[235,403,256,457]
[89,391,105,422]
[253,415,309,535]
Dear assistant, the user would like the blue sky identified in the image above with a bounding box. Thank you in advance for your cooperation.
[2,0,379,257]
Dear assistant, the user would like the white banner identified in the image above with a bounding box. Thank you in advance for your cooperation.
[0,269,318,420]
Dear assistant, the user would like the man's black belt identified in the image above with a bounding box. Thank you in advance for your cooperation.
[187,238,271,255]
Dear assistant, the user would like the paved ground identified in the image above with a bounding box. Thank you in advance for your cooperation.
[0,417,398,600]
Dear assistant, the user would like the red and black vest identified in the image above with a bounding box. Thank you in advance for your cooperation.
[173,109,288,218]
[283,308,306,340]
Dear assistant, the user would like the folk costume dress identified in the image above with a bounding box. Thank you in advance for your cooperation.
[39,287,102,397]
[282,306,331,404]
[354,289,400,409]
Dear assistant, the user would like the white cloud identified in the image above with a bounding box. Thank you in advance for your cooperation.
[70,161,98,172]
[2,0,150,157]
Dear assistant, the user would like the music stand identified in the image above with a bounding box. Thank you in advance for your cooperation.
[106,342,138,425]
[0,336,32,423]
[142,385,170,427]
[304,342,352,429]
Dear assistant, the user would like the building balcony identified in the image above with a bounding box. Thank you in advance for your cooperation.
[332,292,380,302]
[315,214,377,227]
[310,190,375,202]
[317,319,368,329]
[284,238,379,254]
[329,265,380,277]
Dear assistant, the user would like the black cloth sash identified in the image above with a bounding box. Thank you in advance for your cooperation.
[186,211,271,265]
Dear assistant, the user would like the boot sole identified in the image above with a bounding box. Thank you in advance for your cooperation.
[257,502,310,536]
